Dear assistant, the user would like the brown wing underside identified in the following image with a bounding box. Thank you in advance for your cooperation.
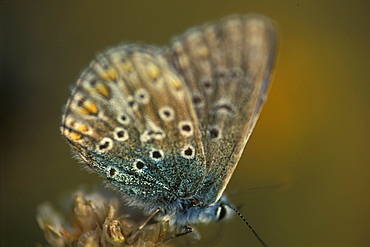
[168,14,278,202]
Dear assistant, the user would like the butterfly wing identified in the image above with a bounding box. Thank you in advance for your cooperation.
[168,15,278,205]
[61,44,207,210]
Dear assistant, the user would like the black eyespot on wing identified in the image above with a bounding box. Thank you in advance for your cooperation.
[209,128,219,139]
[98,138,113,151]
[184,147,193,156]
[182,124,191,132]
[158,106,175,122]
[179,121,194,137]
[99,142,110,150]
[181,145,195,159]
[152,151,162,159]
[117,131,124,138]
[203,79,212,88]
[109,168,116,176]
[77,99,85,107]
[136,160,145,169]
[89,79,97,86]
[118,113,130,125]
[193,96,202,104]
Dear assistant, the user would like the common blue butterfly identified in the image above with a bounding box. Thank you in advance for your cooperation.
[61,14,278,245]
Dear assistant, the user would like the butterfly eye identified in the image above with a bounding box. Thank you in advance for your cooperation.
[216,204,230,221]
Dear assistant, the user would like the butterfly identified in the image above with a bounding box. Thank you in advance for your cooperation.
[60,13,278,243]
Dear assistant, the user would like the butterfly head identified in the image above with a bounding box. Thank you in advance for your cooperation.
[152,194,233,229]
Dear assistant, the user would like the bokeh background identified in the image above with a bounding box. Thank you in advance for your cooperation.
[2,1,369,246]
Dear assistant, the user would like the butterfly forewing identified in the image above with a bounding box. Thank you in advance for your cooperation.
[61,44,206,208]
[168,15,278,204]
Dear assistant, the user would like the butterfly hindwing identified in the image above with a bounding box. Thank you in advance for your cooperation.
[168,15,278,204]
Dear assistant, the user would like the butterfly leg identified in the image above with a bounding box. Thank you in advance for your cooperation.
[169,225,201,238]
[127,207,162,244]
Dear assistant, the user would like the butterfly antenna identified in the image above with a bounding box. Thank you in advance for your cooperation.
[226,205,269,247]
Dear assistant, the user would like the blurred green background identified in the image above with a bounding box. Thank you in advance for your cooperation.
[2,1,369,246]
